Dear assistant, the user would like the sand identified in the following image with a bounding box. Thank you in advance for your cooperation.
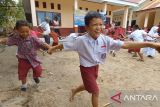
[0,46,160,107]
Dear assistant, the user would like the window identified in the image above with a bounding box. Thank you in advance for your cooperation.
[42,2,47,8]
[51,3,54,9]
[117,22,121,26]
[109,11,112,15]
[57,4,61,10]
[35,1,39,8]
[79,7,82,10]
[36,11,61,25]
[37,11,45,24]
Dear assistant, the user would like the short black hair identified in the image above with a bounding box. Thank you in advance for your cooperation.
[15,20,29,29]
[84,11,102,26]
[54,16,58,21]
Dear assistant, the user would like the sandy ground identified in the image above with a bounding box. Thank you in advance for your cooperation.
[0,46,160,107]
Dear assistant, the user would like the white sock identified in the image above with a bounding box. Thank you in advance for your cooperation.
[21,84,27,88]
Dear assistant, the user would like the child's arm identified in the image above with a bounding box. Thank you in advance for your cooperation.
[48,44,63,54]
[42,43,52,50]
[121,41,160,52]
[0,38,8,45]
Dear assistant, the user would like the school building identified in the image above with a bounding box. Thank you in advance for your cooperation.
[23,0,160,36]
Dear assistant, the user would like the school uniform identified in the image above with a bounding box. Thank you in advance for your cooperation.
[128,29,146,52]
[143,26,159,57]
[63,33,123,93]
[39,21,51,44]
[7,34,45,80]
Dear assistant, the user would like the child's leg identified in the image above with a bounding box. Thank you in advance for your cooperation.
[70,84,85,101]
[92,92,99,107]
[21,79,27,85]
[132,52,138,57]
[21,79,28,91]
[32,65,42,84]
[18,58,31,91]
[112,50,116,57]
[137,52,144,61]
[80,65,99,106]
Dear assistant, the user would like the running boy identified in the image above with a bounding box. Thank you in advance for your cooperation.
[48,11,160,107]
[128,24,147,61]
[0,20,52,91]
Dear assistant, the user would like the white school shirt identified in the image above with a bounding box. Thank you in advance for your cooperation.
[128,30,147,42]
[63,33,124,67]
[39,21,51,35]
[53,20,60,29]
[146,26,159,41]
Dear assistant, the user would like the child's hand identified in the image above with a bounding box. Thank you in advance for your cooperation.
[0,38,7,45]
[47,47,56,54]
[47,48,52,54]
[154,43,160,53]
[47,44,63,54]
[0,39,4,44]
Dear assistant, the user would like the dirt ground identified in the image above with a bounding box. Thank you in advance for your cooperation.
[0,46,160,107]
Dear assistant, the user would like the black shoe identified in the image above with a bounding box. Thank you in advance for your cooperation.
[34,78,40,84]
[147,55,154,58]
[21,87,27,91]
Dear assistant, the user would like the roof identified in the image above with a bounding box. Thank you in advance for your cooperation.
[137,0,160,11]
[120,0,142,4]
[87,0,147,7]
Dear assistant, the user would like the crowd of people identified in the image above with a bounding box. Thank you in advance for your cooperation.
[127,25,160,61]
[1,11,160,107]
[102,19,160,61]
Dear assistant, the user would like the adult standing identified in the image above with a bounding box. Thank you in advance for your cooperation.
[53,16,62,39]
[39,17,51,44]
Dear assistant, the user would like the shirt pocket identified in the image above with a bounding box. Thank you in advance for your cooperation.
[97,46,107,60]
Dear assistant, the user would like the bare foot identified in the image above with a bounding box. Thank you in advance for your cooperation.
[69,89,76,102]
[104,102,112,107]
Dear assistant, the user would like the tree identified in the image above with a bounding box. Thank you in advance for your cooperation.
[0,0,25,35]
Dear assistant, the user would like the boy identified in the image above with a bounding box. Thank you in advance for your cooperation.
[128,25,147,61]
[48,11,160,107]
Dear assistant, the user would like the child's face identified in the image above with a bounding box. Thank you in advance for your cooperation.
[86,18,103,39]
[17,26,30,39]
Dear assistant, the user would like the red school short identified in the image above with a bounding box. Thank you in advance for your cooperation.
[80,65,99,94]
[134,48,141,52]
[18,58,42,80]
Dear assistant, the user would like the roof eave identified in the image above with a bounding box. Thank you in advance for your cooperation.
[102,0,138,7]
